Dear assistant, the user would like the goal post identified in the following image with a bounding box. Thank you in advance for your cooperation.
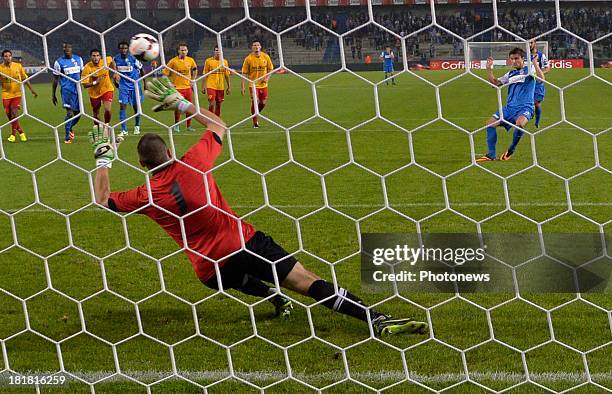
[467,41,549,70]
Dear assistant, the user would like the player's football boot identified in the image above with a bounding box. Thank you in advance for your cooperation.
[7,134,16,143]
[64,139,72,144]
[253,123,260,129]
[271,295,293,318]
[372,315,428,337]
[173,125,180,133]
[475,155,496,163]
[19,132,27,142]
[119,130,128,137]
[133,126,140,135]
[187,127,195,132]
[500,150,513,161]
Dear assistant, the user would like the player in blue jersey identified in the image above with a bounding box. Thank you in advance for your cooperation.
[113,41,145,136]
[379,46,396,85]
[529,40,551,128]
[477,47,545,162]
[52,43,84,144]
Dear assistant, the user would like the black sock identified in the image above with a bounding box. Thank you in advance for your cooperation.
[239,275,274,298]
[307,279,383,322]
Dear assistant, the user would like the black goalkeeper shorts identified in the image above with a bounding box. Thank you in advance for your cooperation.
[203,231,297,290]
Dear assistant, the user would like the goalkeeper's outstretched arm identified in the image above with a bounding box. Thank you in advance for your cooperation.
[93,77,228,208]
[94,168,111,207]
[90,124,114,208]
[145,77,227,138]
[184,104,226,140]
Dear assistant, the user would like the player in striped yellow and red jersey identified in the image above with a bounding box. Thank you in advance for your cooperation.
[202,46,231,117]
[0,50,37,142]
[241,40,274,128]
[163,43,197,132]
[82,49,115,125]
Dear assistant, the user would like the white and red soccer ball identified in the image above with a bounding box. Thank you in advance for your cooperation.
[129,33,160,62]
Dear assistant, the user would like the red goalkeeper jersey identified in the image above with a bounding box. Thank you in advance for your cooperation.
[108,131,256,282]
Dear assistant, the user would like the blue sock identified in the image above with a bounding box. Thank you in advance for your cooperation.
[119,108,127,131]
[71,114,80,129]
[535,106,542,126]
[508,128,524,153]
[486,126,497,158]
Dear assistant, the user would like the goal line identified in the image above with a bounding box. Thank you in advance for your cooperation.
[1,370,610,386]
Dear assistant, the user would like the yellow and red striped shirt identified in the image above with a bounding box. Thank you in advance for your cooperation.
[81,56,115,99]
[203,57,230,91]
[0,62,28,99]
[242,52,273,89]
[163,56,197,90]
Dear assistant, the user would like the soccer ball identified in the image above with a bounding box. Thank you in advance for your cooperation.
[129,33,159,62]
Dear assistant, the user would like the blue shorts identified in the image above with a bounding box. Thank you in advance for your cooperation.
[534,83,545,102]
[118,87,144,106]
[383,65,394,73]
[493,106,534,130]
[61,90,79,111]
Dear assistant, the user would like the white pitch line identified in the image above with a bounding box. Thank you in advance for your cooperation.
[8,125,607,140]
[2,202,611,214]
[0,370,609,385]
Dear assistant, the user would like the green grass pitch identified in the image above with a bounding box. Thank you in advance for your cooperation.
[0,68,610,393]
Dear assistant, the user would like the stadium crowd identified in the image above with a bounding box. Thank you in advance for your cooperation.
[3,4,610,66]
[240,5,609,61]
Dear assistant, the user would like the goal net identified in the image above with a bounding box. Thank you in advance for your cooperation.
[0,0,610,393]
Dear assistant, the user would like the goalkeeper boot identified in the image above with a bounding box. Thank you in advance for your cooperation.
[476,154,496,163]
[7,134,15,143]
[500,150,513,161]
[372,315,428,337]
[19,132,27,142]
[271,295,293,318]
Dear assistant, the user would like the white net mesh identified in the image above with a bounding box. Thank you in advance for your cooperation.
[0,0,610,392]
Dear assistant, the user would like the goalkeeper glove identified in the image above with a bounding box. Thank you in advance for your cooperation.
[145,77,192,113]
[89,124,114,168]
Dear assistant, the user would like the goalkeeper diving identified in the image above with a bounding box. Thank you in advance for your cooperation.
[90,77,428,337]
